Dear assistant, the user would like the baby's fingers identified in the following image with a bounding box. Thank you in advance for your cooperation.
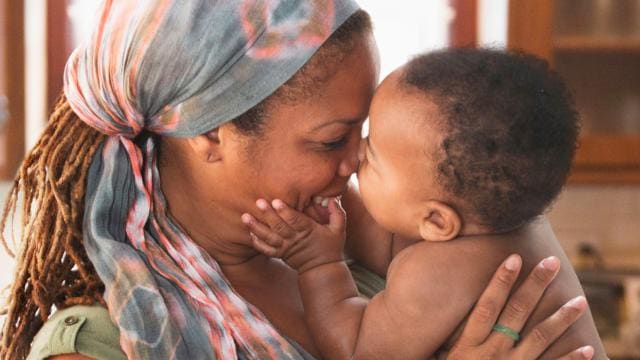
[241,213,283,248]
[256,199,294,238]
[327,198,346,233]
[272,199,314,232]
[250,233,279,258]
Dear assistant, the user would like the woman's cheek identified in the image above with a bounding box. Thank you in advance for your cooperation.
[301,161,337,193]
[318,152,345,180]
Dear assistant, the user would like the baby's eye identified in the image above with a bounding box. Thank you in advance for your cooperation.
[322,136,348,151]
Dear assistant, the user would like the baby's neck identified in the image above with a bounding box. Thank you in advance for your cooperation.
[456,217,535,239]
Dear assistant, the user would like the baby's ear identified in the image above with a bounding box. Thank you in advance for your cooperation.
[418,200,462,242]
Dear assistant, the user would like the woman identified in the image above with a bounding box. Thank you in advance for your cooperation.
[1,1,592,359]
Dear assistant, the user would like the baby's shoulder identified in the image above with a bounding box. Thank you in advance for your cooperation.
[387,242,486,293]
[389,238,503,274]
[387,239,509,300]
[380,240,502,331]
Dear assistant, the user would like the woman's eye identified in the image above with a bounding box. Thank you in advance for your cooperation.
[321,136,348,150]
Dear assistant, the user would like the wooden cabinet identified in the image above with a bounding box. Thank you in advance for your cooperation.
[508,0,640,183]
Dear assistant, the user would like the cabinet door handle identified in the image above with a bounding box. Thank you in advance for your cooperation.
[0,95,8,128]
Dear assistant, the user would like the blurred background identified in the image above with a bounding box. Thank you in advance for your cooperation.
[1,0,639,357]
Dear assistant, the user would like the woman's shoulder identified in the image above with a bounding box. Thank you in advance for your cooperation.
[27,304,126,360]
[24,266,383,360]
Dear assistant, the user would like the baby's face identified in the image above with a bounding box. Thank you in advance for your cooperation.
[357,69,447,238]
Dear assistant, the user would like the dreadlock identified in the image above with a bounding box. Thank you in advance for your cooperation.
[0,95,106,359]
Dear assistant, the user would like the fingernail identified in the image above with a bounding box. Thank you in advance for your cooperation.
[541,256,560,271]
[565,296,587,311]
[256,199,268,210]
[505,255,521,271]
[579,345,594,358]
[272,199,285,210]
[241,214,253,224]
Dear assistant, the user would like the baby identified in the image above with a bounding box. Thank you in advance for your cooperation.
[242,49,606,359]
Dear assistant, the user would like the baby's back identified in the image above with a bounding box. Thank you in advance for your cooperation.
[419,217,606,359]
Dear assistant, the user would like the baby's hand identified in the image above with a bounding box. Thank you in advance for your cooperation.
[241,198,346,273]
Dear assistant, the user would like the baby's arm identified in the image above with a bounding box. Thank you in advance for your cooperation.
[242,198,368,358]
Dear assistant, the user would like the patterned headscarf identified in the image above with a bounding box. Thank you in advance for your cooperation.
[63,0,359,358]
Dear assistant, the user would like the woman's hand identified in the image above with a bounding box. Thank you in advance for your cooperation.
[444,255,594,360]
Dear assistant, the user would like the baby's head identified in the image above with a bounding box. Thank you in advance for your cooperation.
[357,48,579,241]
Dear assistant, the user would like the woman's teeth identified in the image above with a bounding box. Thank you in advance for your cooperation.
[313,196,330,208]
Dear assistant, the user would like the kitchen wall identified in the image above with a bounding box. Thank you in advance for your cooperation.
[548,184,640,269]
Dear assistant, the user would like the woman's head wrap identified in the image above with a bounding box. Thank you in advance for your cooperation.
[63,0,359,358]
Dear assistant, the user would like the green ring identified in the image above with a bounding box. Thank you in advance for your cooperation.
[492,324,520,341]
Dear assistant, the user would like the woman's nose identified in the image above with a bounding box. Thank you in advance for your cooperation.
[338,138,361,177]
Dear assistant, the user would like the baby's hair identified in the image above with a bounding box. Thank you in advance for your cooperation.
[401,48,579,232]
[0,95,106,359]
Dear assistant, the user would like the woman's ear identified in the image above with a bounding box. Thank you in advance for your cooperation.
[187,128,222,163]
[418,200,462,242]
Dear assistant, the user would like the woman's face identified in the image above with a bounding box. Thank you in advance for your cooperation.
[223,34,379,217]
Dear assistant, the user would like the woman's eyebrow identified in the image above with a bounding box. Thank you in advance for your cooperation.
[311,118,363,132]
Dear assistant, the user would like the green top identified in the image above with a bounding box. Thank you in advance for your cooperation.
[27,304,126,360]
[27,263,384,360]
